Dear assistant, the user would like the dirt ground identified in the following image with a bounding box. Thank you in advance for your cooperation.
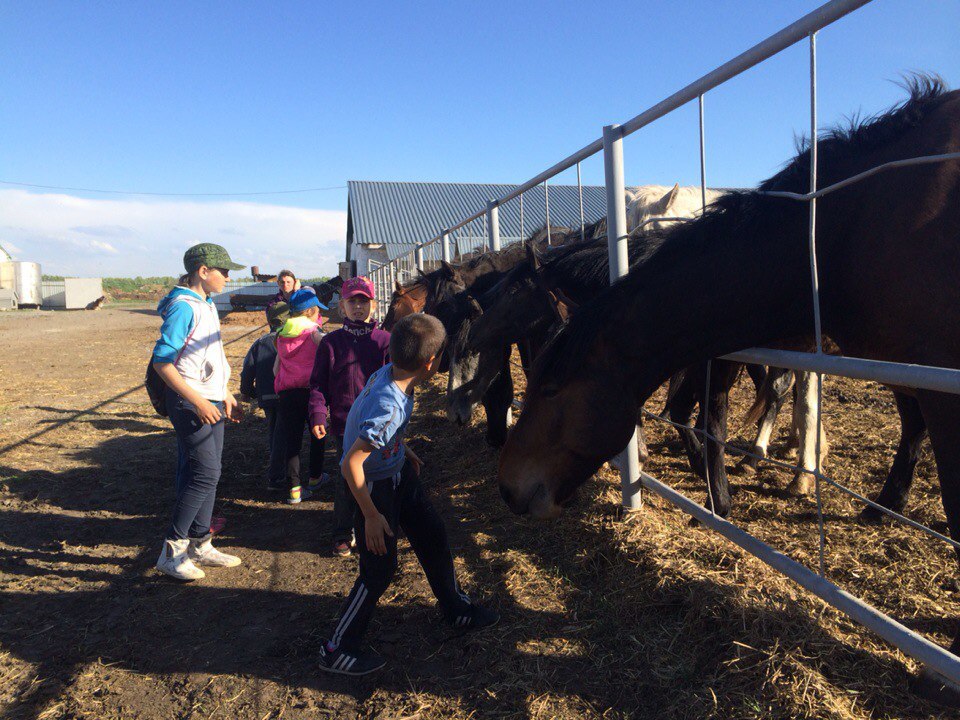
[0,306,958,719]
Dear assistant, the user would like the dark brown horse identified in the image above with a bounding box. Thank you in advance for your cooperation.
[497,78,960,690]
[459,233,764,516]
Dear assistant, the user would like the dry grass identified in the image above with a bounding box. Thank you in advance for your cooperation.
[0,308,957,719]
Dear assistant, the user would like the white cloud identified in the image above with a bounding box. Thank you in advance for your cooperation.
[0,190,347,278]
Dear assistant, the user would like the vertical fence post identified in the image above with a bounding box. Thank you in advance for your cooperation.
[519,193,525,243]
[544,180,551,246]
[487,201,501,252]
[415,243,424,273]
[808,31,827,578]
[577,161,585,242]
[441,229,452,263]
[697,94,716,514]
[603,123,642,511]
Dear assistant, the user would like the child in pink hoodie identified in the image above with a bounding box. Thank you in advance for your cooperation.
[269,288,328,504]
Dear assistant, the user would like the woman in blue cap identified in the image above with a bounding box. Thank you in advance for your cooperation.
[151,243,245,581]
[269,287,330,503]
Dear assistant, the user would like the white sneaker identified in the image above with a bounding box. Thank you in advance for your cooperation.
[188,534,242,568]
[156,538,205,581]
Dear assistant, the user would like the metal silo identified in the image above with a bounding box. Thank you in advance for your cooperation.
[13,262,43,307]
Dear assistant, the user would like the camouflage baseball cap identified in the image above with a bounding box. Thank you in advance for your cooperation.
[183,243,245,272]
[266,301,290,330]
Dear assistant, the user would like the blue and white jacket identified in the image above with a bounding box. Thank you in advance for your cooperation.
[151,287,230,402]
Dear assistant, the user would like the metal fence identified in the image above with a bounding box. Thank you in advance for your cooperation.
[362,0,960,685]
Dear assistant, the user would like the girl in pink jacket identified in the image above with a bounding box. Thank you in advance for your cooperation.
[269,288,328,503]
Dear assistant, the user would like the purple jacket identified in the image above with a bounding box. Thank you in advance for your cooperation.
[308,319,391,435]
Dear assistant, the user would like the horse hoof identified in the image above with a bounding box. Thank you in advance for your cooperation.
[860,504,889,524]
[911,667,960,708]
[787,475,814,497]
[732,461,757,477]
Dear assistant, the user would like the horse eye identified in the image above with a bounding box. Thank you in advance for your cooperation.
[541,382,560,399]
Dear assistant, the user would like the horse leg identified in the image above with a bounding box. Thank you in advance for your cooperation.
[861,391,927,523]
[737,366,793,475]
[660,370,686,418]
[908,392,960,705]
[787,372,828,496]
[636,412,649,469]
[692,361,736,517]
[666,367,705,477]
[745,363,767,395]
[517,338,534,377]
[481,347,514,448]
[786,382,801,452]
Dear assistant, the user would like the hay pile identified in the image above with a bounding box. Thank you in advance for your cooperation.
[0,308,956,719]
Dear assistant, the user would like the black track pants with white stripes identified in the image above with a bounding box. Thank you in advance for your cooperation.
[329,462,472,652]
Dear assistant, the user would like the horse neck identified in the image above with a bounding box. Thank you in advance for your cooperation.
[597,204,813,400]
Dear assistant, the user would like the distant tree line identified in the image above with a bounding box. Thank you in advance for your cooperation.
[41,275,330,293]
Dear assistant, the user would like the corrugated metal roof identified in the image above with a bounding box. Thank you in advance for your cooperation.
[347,181,609,261]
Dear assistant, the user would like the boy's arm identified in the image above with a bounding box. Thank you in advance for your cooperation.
[342,438,394,555]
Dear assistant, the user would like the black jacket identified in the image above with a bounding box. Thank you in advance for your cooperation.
[239,334,279,409]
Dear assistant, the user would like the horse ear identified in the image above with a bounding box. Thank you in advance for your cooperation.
[524,238,541,270]
[440,261,456,280]
[467,296,483,320]
[656,183,681,215]
[394,280,403,293]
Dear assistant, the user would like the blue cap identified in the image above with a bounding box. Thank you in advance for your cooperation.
[289,288,328,312]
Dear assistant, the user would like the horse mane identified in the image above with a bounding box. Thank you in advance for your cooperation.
[533,75,952,389]
[761,73,949,193]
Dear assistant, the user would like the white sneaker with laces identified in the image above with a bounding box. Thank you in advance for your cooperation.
[188,534,242,568]
[156,538,205,581]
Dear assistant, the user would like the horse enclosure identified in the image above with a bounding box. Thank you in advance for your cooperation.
[368,0,960,691]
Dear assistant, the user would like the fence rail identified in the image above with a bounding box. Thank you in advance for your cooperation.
[360,0,960,689]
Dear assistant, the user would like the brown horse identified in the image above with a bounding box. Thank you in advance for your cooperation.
[497,78,960,693]
[382,279,428,331]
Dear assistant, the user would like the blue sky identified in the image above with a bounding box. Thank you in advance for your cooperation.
[0,0,957,277]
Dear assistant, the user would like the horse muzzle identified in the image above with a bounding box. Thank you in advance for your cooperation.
[499,481,562,519]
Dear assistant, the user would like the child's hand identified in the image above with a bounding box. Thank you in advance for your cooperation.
[405,445,423,477]
[224,395,243,423]
[365,512,394,555]
[311,424,327,440]
[196,399,222,424]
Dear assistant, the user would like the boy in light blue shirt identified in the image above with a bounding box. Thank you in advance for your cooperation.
[319,314,499,676]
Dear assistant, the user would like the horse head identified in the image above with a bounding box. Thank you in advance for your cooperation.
[383,279,427,332]
[445,288,502,426]
[497,303,640,519]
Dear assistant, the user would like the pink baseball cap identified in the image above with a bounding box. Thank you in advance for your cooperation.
[342,275,375,300]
